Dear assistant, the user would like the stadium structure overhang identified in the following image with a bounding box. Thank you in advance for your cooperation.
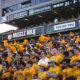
[2,0,80,29]
[1,0,80,42]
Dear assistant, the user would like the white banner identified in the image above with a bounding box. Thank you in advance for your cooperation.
[54,21,75,31]
[27,29,36,35]
[13,31,26,38]
[7,29,36,40]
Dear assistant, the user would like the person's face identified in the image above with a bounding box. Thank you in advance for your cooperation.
[31,51,35,56]
[23,56,26,61]
[20,65,24,70]
[38,49,41,52]
[26,56,30,60]
[39,66,44,71]
[76,43,79,47]
[48,62,50,67]
[50,62,56,67]
[13,67,17,72]
[69,52,73,57]
[74,49,79,55]
[50,48,54,55]
[53,48,57,55]
[23,56,29,61]
[41,52,46,58]
[23,51,26,55]
[15,55,20,60]
[58,47,63,53]
[76,62,80,68]
[3,66,7,72]
[27,63,32,68]
[62,61,68,68]
[34,58,38,63]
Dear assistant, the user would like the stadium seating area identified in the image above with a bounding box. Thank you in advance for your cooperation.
[0,31,80,80]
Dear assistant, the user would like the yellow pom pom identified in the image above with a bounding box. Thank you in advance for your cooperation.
[67,47,72,51]
[14,41,17,46]
[61,40,66,45]
[0,45,1,47]
[19,45,24,52]
[48,42,53,47]
[10,46,16,53]
[70,32,74,37]
[46,35,50,40]
[7,56,12,62]
[75,36,80,43]
[8,66,13,72]
[36,43,43,48]
[12,47,16,53]
[3,40,8,47]
[16,44,20,48]
[23,39,28,45]
[34,47,38,49]
[39,35,46,42]
[10,42,13,46]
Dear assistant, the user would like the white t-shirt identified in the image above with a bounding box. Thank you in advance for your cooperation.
[54,18,58,23]
[38,57,49,66]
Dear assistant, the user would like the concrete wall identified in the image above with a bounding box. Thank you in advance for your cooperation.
[2,0,30,8]
[2,0,65,8]
[6,0,65,16]
[1,0,65,23]
[0,0,2,23]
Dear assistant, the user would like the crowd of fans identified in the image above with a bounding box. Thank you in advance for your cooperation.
[0,31,80,80]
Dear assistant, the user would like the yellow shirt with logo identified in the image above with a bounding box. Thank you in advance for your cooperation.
[31,63,38,75]
[71,55,80,63]
[38,71,47,80]
[24,68,32,80]
[61,68,73,80]
[2,72,11,80]
[14,70,24,80]
[74,69,80,79]
[50,54,63,64]
[48,66,61,80]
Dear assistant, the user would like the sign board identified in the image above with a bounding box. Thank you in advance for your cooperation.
[29,9,34,16]
[27,29,36,35]
[29,5,51,16]
[52,0,79,9]
[47,20,78,34]
[54,21,75,31]
[9,11,28,21]
[13,30,27,38]
[8,33,13,40]
[7,28,36,40]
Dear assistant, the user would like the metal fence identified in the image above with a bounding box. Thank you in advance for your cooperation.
[1,18,80,41]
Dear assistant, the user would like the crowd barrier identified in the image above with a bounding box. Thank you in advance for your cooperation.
[1,18,80,41]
